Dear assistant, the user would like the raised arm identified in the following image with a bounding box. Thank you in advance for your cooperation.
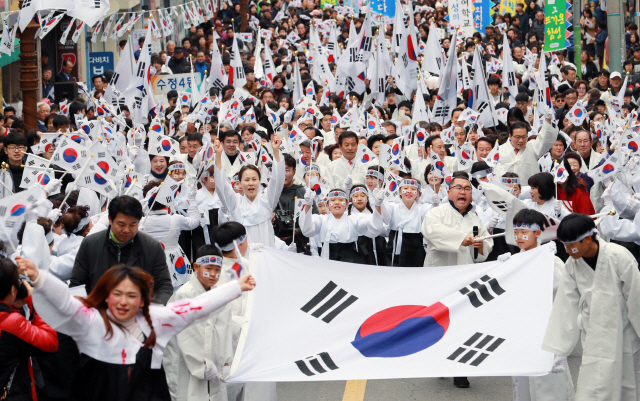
[24,263,95,340]
[214,141,240,216]
[530,113,559,160]
[176,186,202,231]
[265,142,286,211]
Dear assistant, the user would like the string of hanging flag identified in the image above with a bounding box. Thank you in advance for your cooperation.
[0,0,219,55]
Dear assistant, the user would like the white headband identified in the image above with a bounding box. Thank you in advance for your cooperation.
[327,190,348,200]
[514,222,541,231]
[73,216,91,234]
[560,228,598,244]
[349,186,367,199]
[215,234,246,252]
[304,165,320,174]
[366,169,384,180]
[501,176,520,186]
[195,255,223,266]
[169,163,185,172]
[400,179,421,192]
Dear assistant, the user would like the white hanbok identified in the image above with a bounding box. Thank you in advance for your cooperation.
[142,199,201,288]
[512,252,575,401]
[164,275,233,401]
[421,202,494,267]
[381,201,432,266]
[214,160,285,247]
[542,241,640,401]
[32,270,242,370]
[523,198,571,220]
[300,207,384,262]
[326,156,367,188]
[494,120,558,184]
[48,233,84,281]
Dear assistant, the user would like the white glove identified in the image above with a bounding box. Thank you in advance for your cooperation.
[342,175,353,191]
[221,365,231,380]
[286,64,292,74]
[628,157,639,172]
[303,188,314,206]
[47,208,62,222]
[602,185,613,205]
[431,194,441,206]
[632,193,640,201]
[205,362,219,381]
[544,106,555,122]
[287,242,297,253]
[373,187,384,206]
[554,199,562,216]
[548,241,557,255]
[249,243,264,252]
[189,186,198,199]
[486,215,500,230]
[550,355,567,374]
[76,130,91,142]
[497,252,512,262]
[628,198,640,214]
[43,179,62,195]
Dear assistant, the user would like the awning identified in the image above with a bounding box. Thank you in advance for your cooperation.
[0,39,21,69]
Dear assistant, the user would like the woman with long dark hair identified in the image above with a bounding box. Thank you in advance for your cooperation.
[214,135,284,247]
[556,155,595,215]
[21,258,255,401]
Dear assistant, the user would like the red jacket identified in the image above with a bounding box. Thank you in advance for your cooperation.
[0,297,58,400]
[556,185,596,215]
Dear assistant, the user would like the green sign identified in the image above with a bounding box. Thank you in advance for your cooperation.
[321,0,338,9]
[544,0,567,52]
[0,39,20,69]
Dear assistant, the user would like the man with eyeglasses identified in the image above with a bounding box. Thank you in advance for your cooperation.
[494,107,558,183]
[421,171,494,390]
[575,130,605,211]
[3,132,28,193]
[555,89,579,120]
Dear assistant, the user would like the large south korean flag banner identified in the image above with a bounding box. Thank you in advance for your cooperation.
[229,245,555,381]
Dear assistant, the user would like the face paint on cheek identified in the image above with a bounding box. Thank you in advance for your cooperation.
[202,271,210,277]
[209,178,215,182]
[522,235,529,240]
[401,188,408,194]
[571,247,579,254]
[215,273,220,279]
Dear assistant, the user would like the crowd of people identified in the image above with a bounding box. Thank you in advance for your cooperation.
[2,0,640,400]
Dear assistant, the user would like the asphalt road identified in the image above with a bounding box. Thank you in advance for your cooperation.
[276,346,582,401]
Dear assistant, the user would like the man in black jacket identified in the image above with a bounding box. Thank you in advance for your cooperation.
[70,196,173,304]
[274,153,314,253]
[167,47,191,74]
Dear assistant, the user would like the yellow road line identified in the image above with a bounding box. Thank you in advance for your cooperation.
[342,380,367,401]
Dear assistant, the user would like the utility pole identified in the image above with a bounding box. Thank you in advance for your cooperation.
[19,0,39,131]
[607,0,625,72]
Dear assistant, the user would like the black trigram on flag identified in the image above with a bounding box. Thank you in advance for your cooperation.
[459,275,505,308]
[491,200,508,212]
[447,332,505,366]
[295,352,339,376]
[301,281,357,323]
